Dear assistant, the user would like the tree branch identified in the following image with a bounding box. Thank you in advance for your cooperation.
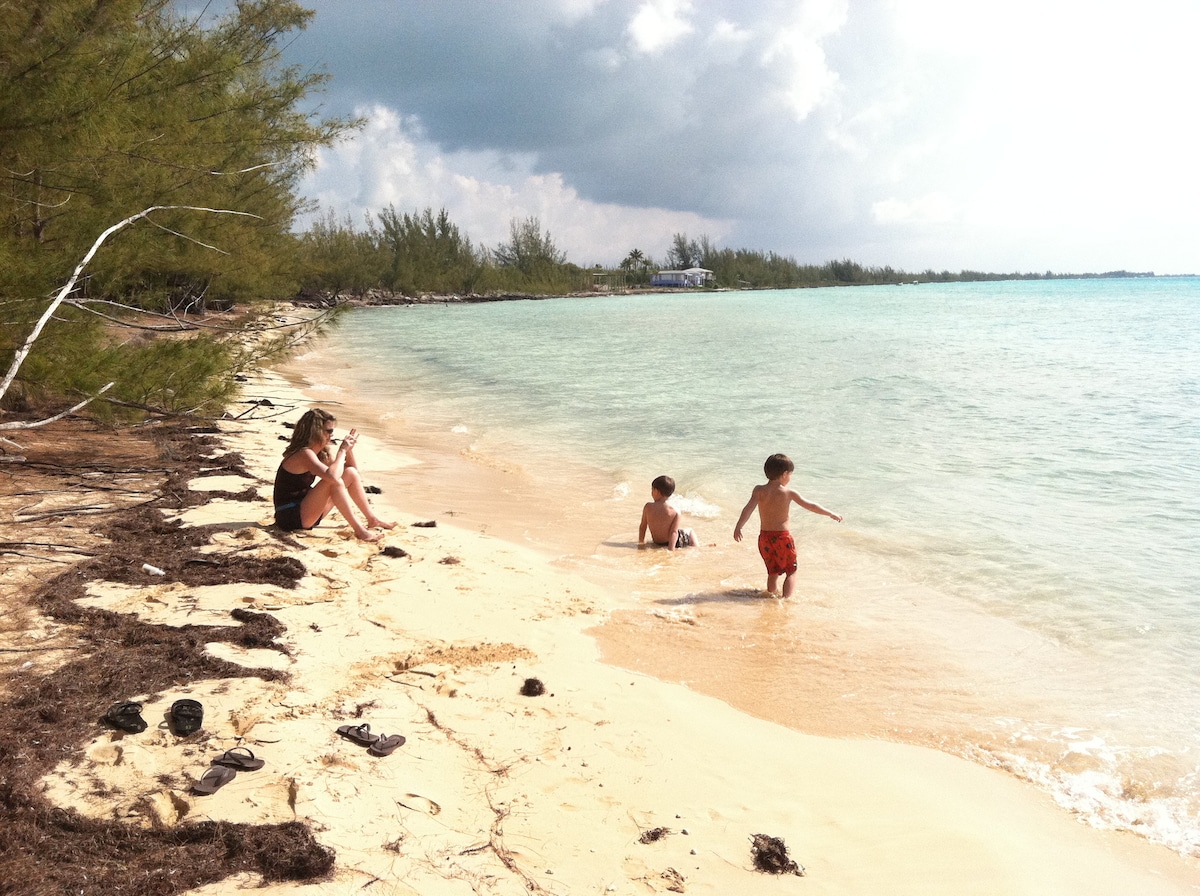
[0,383,114,432]
[0,205,259,415]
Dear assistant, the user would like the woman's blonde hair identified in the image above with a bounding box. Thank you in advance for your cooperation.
[283,408,336,463]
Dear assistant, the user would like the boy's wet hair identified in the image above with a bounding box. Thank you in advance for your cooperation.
[651,475,675,497]
[764,454,794,480]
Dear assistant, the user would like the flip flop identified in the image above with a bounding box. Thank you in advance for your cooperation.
[192,765,236,795]
[169,698,204,736]
[368,733,407,757]
[336,723,379,747]
[213,746,265,771]
[102,701,147,734]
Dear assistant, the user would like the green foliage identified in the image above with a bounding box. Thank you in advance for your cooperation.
[619,248,655,285]
[295,210,594,297]
[98,335,242,419]
[298,210,386,295]
[1,0,354,415]
[377,206,484,295]
[664,233,701,270]
[7,304,238,419]
[492,216,567,276]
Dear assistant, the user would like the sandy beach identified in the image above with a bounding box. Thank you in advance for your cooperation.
[5,362,1200,895]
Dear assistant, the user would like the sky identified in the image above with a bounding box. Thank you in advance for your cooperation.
[260,0,1198,274]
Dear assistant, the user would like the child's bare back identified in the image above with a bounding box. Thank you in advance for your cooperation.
[638,474,697,551]
[746,480,797,531]
[641,499,679,544]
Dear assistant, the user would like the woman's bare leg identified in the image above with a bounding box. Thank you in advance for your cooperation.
[342,466,396,529]
[301,477,379,541]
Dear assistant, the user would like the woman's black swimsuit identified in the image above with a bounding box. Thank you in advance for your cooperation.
[273,465,317,531]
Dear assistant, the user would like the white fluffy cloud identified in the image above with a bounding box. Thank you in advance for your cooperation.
[627,0,696,53]
[302,107,728,265]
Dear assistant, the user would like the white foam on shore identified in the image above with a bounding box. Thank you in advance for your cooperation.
[671,493,722,519]
[978,743,1200,858]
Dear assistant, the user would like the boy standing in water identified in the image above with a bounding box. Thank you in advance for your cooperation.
[733,453,841,597]
[639,475,697,551]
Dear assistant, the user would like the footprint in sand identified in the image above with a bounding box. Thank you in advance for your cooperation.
[88,742,124,766]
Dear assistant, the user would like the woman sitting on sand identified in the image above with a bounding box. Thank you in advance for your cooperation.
[274,408,395,542]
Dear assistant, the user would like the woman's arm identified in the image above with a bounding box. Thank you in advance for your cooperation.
[339,428,361,470]
[289,446,344,484]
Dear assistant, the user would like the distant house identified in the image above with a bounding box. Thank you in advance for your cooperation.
[650,268,714,288]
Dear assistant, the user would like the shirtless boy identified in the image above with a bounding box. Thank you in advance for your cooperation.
[639,475,697,551]
[733,453,841,597]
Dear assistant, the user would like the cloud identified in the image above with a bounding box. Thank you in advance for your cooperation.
[301,107,729,265]
[872,194,956,226]
[627,0,695,53]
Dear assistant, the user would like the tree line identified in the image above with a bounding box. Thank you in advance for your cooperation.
[300,213,1151,299]
[299,210,590,298]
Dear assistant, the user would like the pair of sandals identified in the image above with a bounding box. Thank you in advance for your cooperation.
[192,747,266,795]
[336,722,406,757]
[102,699,204,736]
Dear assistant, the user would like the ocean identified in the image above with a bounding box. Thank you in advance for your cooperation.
[293,277,1200,856]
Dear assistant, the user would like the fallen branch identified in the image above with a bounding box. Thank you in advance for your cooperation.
[15,505,115,522]
[0,383,114,432]
[0,541,100,555]
[0,204,259,424]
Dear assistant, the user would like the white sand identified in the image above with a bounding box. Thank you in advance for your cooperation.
[40,368,1200,895]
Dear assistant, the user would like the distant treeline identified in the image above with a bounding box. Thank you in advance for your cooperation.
[299,210,1158,298]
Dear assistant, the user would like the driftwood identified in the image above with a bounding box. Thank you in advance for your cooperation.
[0,205,258,431]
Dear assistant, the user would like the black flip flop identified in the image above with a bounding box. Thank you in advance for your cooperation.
[336,722,379,747]
[368,733,407,757]
[213,746,265,771]
[169,699,204,736]
[192,765,236,795]
[102,701,147,734]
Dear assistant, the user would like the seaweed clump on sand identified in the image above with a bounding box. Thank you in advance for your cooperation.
[0,419,335,894]
[750,833,805,876]
[520,677,546,697]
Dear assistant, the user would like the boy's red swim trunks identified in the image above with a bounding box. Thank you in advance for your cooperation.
[757,530,797,576]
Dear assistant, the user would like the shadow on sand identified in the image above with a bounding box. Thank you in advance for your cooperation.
[651,587,777,607]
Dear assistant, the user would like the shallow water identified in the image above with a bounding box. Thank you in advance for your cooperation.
[296,278,1200,856]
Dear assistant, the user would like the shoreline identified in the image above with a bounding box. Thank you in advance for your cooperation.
[241,359,1200,892]
[278,312,1200,857]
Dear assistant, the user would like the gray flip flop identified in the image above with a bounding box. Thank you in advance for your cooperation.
[336,722,379,747]
[192,765,236,795]
[368,733,407,757]
[213,746,265,771]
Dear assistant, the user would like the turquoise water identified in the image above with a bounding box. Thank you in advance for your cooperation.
[308,278,1200,854]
